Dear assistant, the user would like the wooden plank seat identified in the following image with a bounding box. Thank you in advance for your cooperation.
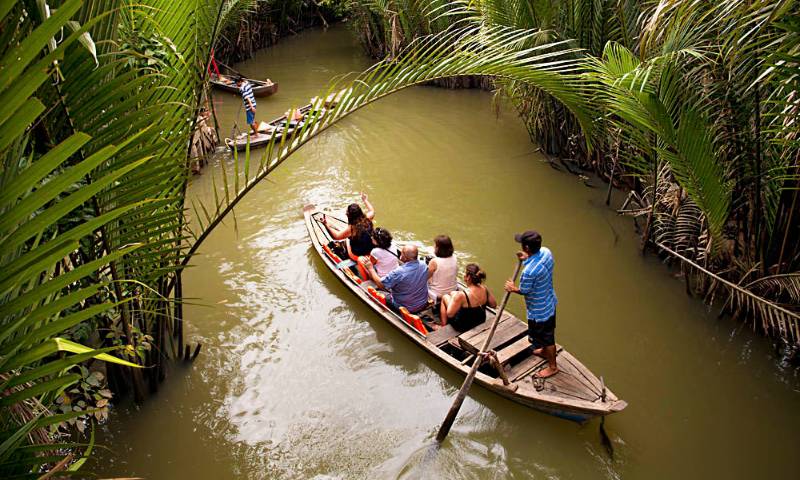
[425,324,461,346]
[457,313,527,354]
[495,336,532,365]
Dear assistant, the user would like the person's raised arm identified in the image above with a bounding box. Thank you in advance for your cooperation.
[505,250,530,294]
[361,192,375,220]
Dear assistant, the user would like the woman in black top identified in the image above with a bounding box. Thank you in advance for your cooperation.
[321,193,375,257]
[438,263,498,331]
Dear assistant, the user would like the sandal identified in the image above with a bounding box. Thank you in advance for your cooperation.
[532,376,545,392]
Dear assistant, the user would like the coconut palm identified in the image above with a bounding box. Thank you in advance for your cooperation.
[0,0,229,475]
[1,0,601,473]
[345,0,800,344]
[2,0,798,475]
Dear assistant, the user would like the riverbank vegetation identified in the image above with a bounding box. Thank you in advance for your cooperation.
[348,0,800,352]
[1,1,585,474]
[2,0,798,476]
[1,0,229,475]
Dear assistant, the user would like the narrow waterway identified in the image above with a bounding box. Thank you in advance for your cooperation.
[94,26,800,479]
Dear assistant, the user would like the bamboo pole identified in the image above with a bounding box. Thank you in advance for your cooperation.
[436,258,523,443]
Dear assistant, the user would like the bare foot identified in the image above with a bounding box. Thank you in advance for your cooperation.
[533,366,559,379]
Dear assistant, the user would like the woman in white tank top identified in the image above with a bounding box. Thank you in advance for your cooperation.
[428,235,458,300]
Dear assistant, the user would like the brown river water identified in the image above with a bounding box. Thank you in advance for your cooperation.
[93,26,799,479]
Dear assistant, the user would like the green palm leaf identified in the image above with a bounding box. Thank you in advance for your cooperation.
[187,25,593,256]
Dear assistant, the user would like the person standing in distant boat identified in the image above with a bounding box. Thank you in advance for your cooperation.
[236,77,258,135]
[504,230,558,378]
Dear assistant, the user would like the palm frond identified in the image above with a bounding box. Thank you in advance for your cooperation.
[186,24,593,258]
[1,0,226,475]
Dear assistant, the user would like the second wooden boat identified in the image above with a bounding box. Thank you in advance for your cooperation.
[224,91,348,151]
[210,73,278,97]
[224,104,317,152]
[303,205,627,423]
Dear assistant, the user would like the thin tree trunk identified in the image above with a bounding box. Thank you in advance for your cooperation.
[776,175,800,273]
[754,83,765,275]
[641,155,659,253]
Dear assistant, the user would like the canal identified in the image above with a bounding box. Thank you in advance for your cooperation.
[93,25,800,479]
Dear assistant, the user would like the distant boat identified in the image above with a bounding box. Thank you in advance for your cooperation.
[303,205,628,423]
[224,90,350,152]
[224,103,317,152]
[210,73,278,97]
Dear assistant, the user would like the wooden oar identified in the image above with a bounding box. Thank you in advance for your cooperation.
[436,258,523,443]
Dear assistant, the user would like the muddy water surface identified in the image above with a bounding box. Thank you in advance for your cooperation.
[94,26,800,479]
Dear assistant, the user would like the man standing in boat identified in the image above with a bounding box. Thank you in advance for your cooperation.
[236,77,258,135]
[504,230,558,378]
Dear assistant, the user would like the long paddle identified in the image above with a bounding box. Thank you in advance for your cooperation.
[435,257,524,443]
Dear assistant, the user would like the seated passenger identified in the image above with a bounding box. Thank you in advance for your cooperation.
[428,234,457,302]
[438,263,497,331]
[321,193,375,261]
[368,227,399,277]
[362,245,429,313]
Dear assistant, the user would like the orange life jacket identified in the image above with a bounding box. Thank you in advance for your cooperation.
[322,245,342,263]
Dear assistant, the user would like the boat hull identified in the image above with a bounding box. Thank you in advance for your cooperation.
[224,104,315,152]
[303,205,627,423]
[210,74,278,97]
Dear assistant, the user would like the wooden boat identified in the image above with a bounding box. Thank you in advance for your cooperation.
[210,73,278,97]
[224,90,350,151]
[224,103,317,152]
[303,205,627,423]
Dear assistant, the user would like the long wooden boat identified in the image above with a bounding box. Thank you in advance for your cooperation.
[224,103,317,152]
[304,205,627,423]
[210,73,278,97]
[224,90,350,152]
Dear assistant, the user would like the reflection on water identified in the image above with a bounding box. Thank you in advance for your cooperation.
[93,26,799,479]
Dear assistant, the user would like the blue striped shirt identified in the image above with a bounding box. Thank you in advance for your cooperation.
[518,247,557,321]
[239,81,256,109]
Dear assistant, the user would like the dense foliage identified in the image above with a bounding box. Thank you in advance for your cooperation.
[1,0,797,476]
[0,0,228,475]
[349,0,800,347]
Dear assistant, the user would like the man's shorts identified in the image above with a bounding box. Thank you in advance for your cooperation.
[528,312,556,350]
[246,108,256,125]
